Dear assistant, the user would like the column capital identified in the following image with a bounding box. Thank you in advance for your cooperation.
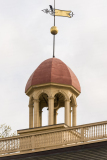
[72,105,77,107]
[28,103,33,107]
[39,109,43,113]
[33,99,40,103]
[56,111,58,115]
[48,96,54,100]
[64,99,71,102]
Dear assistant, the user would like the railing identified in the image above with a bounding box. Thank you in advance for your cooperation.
[0,121,107,156]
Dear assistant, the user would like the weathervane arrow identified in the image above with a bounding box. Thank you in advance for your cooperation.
[55,9,73,18]
[42,6,74,18]
[42,1,74,58]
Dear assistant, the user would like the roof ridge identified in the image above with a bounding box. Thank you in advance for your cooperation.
[51,58,55,82]
[67,65,72,85]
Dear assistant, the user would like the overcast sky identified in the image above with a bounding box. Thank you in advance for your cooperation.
[0,0,107,133]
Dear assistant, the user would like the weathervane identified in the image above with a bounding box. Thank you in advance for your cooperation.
[42,0,74,58]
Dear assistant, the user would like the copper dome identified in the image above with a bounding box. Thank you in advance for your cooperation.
[25,58,81,93]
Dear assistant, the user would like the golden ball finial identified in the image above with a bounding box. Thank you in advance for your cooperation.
[50,26,58,35]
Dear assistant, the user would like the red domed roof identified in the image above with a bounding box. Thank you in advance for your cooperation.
[25,58,81,93]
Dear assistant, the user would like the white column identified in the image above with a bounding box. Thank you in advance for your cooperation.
[48,96,54,125]
[29,104,33,128]
[72,105,77,126]
[34,99,40,128]
[65,100,70,126]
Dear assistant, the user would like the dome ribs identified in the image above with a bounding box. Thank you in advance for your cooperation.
[25,58,81,93]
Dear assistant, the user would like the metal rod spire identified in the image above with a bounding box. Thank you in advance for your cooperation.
[53,0,55,58]
[42,2,74,58]
[54,0,55,26]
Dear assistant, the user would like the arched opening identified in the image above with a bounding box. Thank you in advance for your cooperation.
[54,92,65,124]
[42,107,48,126]
[57,107,64,124]
[39,93,48,127]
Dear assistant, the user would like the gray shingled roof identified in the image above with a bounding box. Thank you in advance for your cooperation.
[1,141,107,160]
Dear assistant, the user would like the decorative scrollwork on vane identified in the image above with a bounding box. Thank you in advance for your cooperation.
[42,8,55,16]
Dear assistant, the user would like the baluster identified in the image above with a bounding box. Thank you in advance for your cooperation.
[14,139,15,150]
[44,134,45,146]
[27,137,30,149]
[19,137,21,150]
[50,133,51,145]
[66,130,67,142]
[101,124,102,137]
[94,126,95,139]
[91,127,93,139]
[48,133,49,146]
[99,125,100,137]
[31,135,35,150]
[45,134,47,146]
[0,141,1,152]
[40,135,41,147]
[95,126,96,138]
[37,135,39,148]
[28,137,29,149]
[81,128,84,142]
[72,130,74,142]
[84,128,86,141]
[11,139,13,150]
[87,127,89,140]
[37,135,39,147]
[62,131,63,143]
[15,139,16,150]
[55,132,57,144]
[41,135,42,147]
[42,134,43,147]
[9,140,10,151]
[98,125,99,137]
[23,137,25,149]
[6,140,7,151]
[103,124,104,137]
[58,132,60,144]
[18,138,19,150]
[56,132,57,144]
[60,132,61,144]
[76,129,77,141]
[22,138,23,150]
[96,125,97,138]
[100,125,101,137]
[11,139,14,150]
[38,135,40,147]
[88,127,90,140]
[92,126,93,139]
[22,137,25,149]
[35,135,37,148]
[70,130,71,142]
[26,137,27,149]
